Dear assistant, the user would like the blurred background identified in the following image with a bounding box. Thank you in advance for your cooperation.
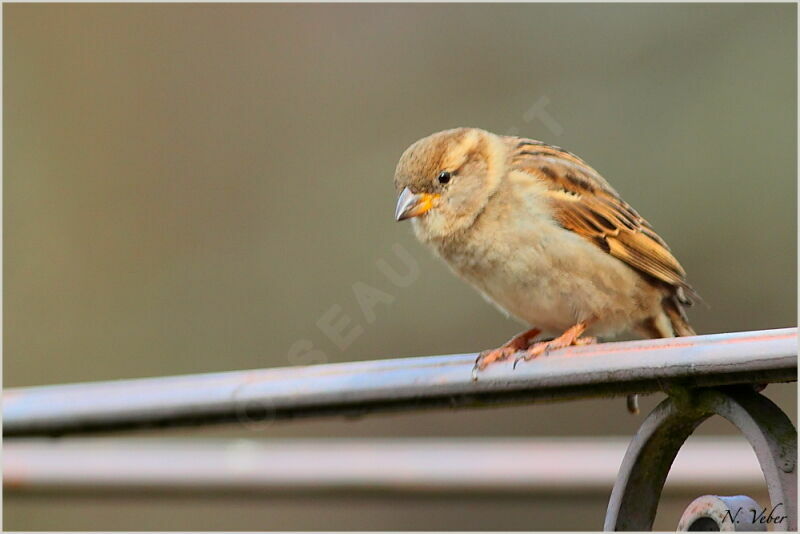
[4,3,796,530]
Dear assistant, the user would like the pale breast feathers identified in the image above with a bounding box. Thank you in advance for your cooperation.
[504,137,697,303]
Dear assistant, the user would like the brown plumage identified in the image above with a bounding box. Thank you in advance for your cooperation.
[510,139,695,298]
[394,128,697,413]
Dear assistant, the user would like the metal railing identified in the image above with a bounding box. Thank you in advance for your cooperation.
[3,327,797,531]
[2,437,768,497]
[4,328,795,436]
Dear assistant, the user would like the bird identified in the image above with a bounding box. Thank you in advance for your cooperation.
[393,127,697,414]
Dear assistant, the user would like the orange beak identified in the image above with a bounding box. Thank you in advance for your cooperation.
[395,187,439,221]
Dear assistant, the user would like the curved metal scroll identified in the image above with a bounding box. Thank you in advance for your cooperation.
[604,386,796,531]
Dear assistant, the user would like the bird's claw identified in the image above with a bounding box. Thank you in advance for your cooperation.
[472,347,515,381]
[472,327,543,380]
[512,349,545,369]
[512,341,553,369]
[471,357,481,381]
[471,351,489,381]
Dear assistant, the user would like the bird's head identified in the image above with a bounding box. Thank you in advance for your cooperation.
[393,128,507,240]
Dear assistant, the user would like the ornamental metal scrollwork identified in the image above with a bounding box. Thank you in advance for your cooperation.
[604,386,796,531]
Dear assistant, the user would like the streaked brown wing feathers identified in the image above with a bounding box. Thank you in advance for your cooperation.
[508,137,693,297]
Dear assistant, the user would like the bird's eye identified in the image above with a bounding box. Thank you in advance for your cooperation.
[437,171,452,184]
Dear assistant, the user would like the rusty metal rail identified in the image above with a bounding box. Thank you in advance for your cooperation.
[3,328,796,437]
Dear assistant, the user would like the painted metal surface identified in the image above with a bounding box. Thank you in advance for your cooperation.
[677,495,766,531]
[4,437,766,496]
[604,386,797,531]
[4,328,797,436]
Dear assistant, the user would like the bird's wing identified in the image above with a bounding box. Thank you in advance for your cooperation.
[506,137,696,301]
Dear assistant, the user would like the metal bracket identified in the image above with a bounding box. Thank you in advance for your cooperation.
[604,386,797,531]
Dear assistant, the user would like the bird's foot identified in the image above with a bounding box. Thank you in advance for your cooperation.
[513,322,596,369]
[472,327,541,381]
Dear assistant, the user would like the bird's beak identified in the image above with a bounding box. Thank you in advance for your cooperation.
[395,187,438,221]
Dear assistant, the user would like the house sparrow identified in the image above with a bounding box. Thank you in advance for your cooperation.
[393,128,697,414]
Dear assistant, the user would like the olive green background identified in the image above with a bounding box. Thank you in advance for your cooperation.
[4,3,797,531]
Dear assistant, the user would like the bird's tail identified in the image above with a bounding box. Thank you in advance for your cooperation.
[627,294,696,414]
[663,294,696,337]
